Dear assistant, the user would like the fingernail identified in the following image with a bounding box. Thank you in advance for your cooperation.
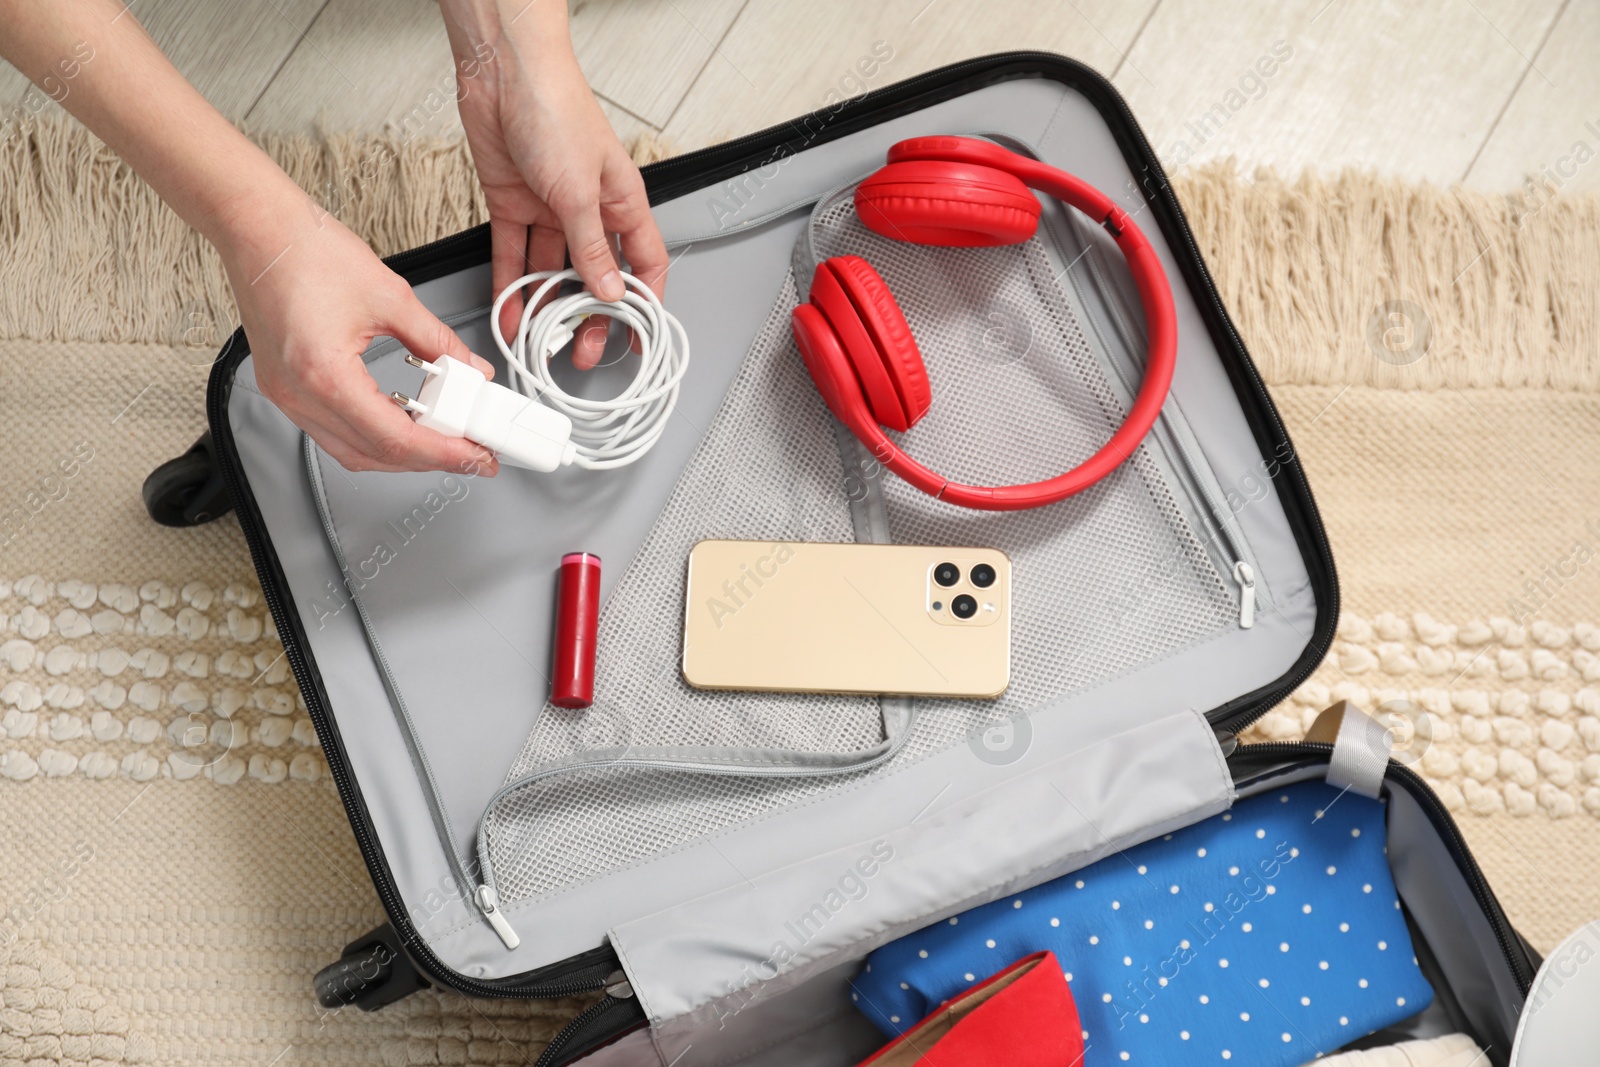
[599,271,622,301]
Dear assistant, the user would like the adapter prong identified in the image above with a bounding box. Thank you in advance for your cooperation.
[390,391,427,414]
[404,353,427,369]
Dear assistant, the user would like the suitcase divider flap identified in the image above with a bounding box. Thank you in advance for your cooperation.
[607,706,1232,1065]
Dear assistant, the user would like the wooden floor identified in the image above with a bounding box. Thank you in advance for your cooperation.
[1,0,1593,190]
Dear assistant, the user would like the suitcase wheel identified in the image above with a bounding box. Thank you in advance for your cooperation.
[314,924,430,1012]
[143,432,233,527]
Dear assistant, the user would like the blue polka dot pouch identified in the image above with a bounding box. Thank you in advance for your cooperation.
[852,782,1432,1065]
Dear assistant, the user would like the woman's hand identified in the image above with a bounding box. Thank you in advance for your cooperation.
[217,191,500,476]
[440,0,670,368]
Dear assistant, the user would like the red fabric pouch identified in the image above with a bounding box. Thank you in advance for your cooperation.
[856,951,1083,1066]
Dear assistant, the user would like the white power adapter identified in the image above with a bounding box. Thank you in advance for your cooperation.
[391,354,577,472]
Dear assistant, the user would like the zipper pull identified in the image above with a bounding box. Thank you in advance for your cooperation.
[1233,561,1256,629]
[605,971,635,999]
[474,885,521,950]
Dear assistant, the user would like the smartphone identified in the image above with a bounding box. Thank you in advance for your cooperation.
[681,540,1010,699]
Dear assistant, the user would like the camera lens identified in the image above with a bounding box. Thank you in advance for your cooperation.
[951,594,978,619]
[933,562,960,587]
[969,563,996,588]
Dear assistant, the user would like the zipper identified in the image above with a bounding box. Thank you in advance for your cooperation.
[1165,416,1263,631]
[1102,96,1339,734]
[1169,418,1261,632]
[470,722,921,951]
[204,50,1338,1002]
[305,311,531,952]
[1095,288,1264,631]
[1231,742,1537,994]
[205,331,617,1001]
[1234,561,1256,629]
[1035,189,1265,634]
[474,885,521,950]
[532,985,644,1067]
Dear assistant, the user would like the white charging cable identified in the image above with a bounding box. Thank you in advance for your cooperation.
[490,269,689,471]
[391,269,688,473]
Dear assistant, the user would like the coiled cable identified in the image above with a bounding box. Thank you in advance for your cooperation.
[490,269,689,470]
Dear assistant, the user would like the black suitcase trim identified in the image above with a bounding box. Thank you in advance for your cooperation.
[206,51,1343,1001]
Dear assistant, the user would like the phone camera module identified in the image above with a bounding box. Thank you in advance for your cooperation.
[933,562,961,587]
[951,594,978,619]
[969,563,996,588]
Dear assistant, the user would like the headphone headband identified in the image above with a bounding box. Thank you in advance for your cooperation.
[886,135,1022,169]
[891,136,1130,240]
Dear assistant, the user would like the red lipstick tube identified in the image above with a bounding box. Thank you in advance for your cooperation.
[551,552,601,709]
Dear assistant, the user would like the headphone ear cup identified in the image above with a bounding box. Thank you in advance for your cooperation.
[809,262,915,432]
[791,303,862,428]
[823,257,932,429]
[855,160,1041,247]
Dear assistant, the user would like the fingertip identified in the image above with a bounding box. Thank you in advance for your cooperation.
[641,266,669,303]
[497,294,524,345]
[573,318,608,370]
[597,270,623,302]
[616,214,670,302]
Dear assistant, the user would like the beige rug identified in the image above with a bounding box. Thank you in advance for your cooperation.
[0,120,1596,1064]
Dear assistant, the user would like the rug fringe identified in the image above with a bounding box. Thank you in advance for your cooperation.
[1180,162,1600,390]
[1,119,1595,390]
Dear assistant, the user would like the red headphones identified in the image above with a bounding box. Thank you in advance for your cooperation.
[790,136,1178,511]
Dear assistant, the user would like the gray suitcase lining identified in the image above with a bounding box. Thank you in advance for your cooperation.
[226,76,1321,986]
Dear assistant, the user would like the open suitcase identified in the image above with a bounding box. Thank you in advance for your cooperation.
[190,52,1556,1066]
